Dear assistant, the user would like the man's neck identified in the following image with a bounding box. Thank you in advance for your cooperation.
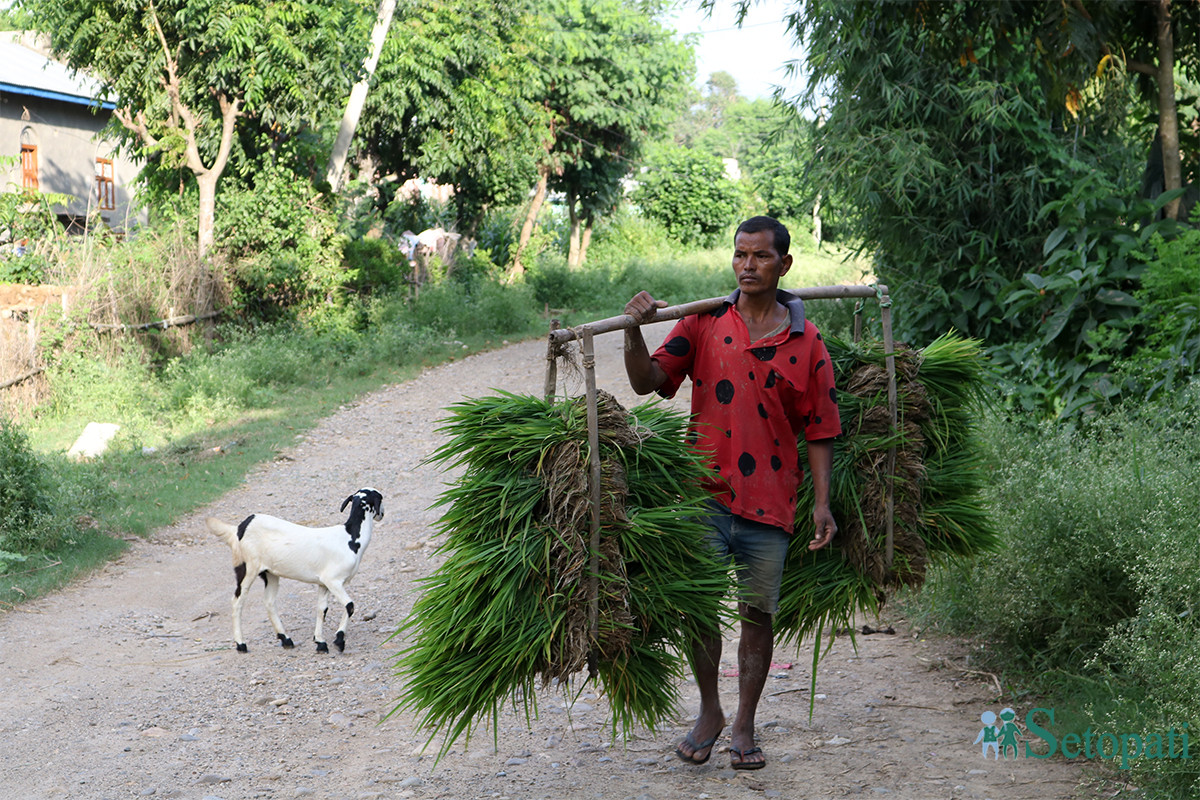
[736,289,783,324]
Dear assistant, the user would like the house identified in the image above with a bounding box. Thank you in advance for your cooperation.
[0,32,140,231]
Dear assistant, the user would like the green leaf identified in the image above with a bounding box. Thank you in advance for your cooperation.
[1095,289,1139,307]
[1043,226,1070,256]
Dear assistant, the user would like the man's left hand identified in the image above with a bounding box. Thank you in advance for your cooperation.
[809,506,837,551]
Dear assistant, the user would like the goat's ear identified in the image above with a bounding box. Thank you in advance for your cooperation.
[340,494,354,512]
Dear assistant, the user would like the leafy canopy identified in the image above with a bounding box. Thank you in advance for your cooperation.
[23,0,370,169]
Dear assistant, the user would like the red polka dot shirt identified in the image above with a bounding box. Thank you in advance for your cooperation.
[651,290,842,534]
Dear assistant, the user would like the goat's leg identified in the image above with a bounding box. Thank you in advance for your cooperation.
[231,562,256,652]
[314,584,331,653]
[261,572,294,649]
[325,579,355,653]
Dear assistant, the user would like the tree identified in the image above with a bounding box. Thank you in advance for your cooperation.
[514,0,693,270]
[356,0,547,236]
[633,144,740,245]
[765,0,1198,414]
[22,0,369,259]
[766,0,1188,341]
[325,0,397,194]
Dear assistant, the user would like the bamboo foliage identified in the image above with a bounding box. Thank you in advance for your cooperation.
[391,391,731,754]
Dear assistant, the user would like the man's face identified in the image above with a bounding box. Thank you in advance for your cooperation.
[732,229,792,297]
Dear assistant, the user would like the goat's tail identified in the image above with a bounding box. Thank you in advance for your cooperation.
[206,517,243,561]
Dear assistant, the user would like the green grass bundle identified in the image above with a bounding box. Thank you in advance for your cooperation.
[391,391,730,754]
[776,331,998,651]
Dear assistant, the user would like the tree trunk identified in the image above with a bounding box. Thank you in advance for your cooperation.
[197,172,218,260]
[813,192,823,246]
[195,170,219,348]
[325,0,396,193]
[566,188,581,269]
[508,165,549,279]
[578,214,594,268]
[1154,0,1182,220]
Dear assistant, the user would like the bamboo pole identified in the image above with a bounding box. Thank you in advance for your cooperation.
[880,297,898,572]
[548,285,885,344]
[544,319,560,401]
[581,329,603,679]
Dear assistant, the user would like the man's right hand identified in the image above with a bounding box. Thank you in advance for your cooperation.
[623,292,669,395]
[625,291,667,324]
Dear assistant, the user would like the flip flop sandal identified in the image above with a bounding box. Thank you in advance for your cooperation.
[729,746,766,770]
[675,729,722,765]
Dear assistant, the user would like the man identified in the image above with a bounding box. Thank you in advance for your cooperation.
[623,216,840,771]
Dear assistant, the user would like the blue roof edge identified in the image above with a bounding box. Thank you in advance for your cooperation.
[0,82,116,110]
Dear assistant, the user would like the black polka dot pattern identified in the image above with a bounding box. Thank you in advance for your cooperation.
[771,455,782,471]
[724,336,733,344]
[764,370,777,388]
[738,452,756,476]
[757,403,768,419]
[664,336,690,357]
[751,346,776,362]
[715,380,735,404]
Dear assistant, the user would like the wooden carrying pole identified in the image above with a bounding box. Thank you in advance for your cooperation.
[581,329,603,679]
[547,284,884,345]
[542,283,901,623]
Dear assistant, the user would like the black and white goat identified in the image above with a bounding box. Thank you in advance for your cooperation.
[207,488,384,653]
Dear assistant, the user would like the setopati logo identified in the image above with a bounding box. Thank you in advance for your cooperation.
[974,707,1191,770]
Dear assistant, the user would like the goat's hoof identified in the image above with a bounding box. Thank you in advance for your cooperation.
[345,601,355,618]
[278,634,295,649]
[235,642,248,653]
[315,641,329,653]
[334,631,346,652]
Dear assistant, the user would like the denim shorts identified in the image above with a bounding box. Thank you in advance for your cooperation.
[700,499,790,615]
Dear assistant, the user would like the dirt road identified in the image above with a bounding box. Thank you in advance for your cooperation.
[0,325,1100,800]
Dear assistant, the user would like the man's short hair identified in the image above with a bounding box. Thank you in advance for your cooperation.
[735,216,790,256]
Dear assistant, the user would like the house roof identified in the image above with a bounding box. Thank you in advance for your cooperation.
[0,33,115,110]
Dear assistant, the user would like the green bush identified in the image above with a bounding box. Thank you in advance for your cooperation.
[406,276,539,338]
[633,145,741,246]
[580,206,681,267]
[926,400,1200,672]
[528,255,732,317]
[1125,224,1200,398]
[341,237,409,294]
[1000,186,1197,417]
[912,383,1200,795]
[0,420,53,560]
[0,420,111,568]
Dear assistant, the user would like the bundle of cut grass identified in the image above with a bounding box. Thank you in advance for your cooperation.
[776,331,998,651]
[391,390,731,754]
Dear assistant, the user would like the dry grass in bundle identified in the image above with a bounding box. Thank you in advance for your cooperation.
[391,391,730,755]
